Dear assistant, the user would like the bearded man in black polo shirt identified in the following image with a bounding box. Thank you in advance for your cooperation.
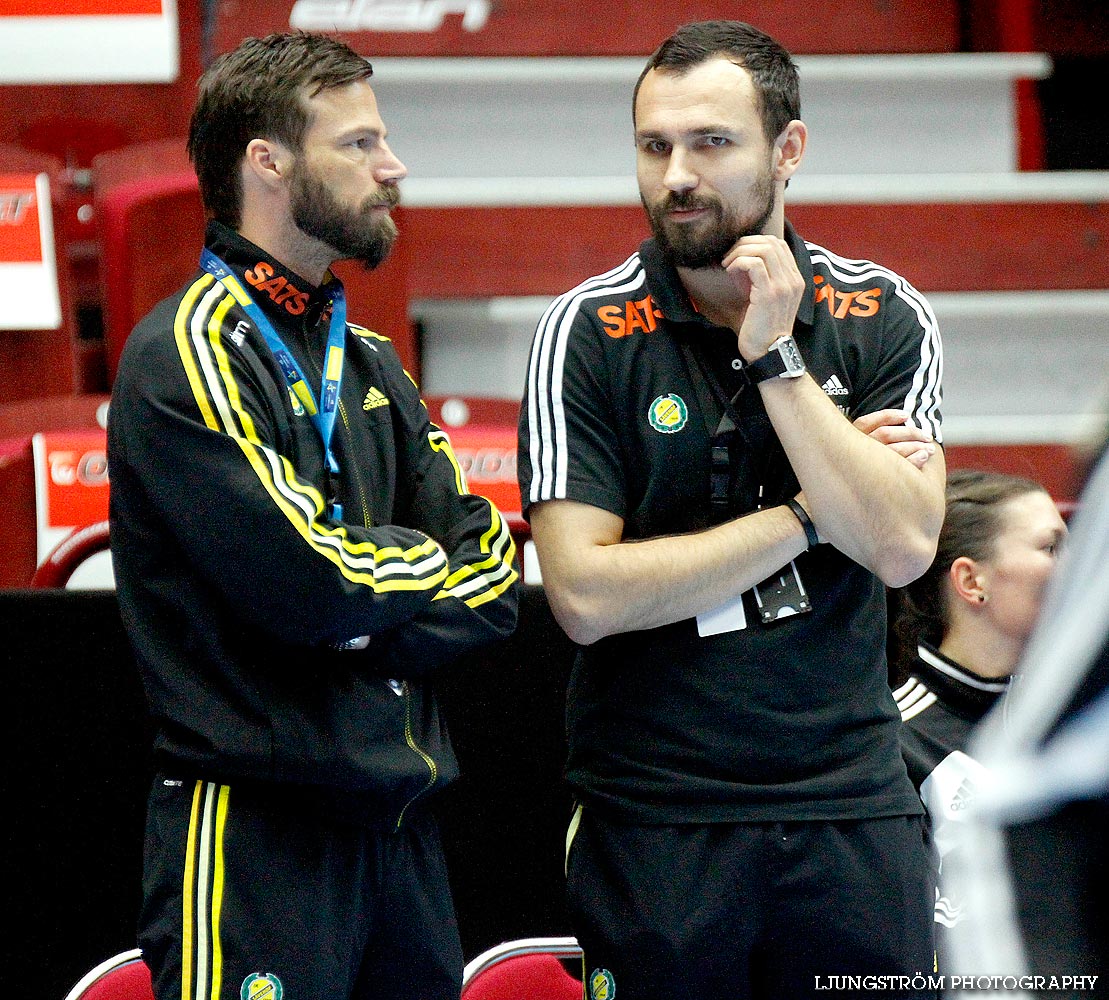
[518,19,946,1000]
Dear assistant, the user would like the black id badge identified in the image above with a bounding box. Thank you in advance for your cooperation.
[753,560,812,624]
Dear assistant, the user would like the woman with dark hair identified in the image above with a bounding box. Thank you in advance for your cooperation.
[891,468,1067,965]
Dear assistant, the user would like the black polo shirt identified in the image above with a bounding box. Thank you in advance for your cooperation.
[519,223,943,823]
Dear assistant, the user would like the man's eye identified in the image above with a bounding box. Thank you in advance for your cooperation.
[702,136,729,148]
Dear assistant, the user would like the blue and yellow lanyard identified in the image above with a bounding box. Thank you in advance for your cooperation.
[200,248,348,518]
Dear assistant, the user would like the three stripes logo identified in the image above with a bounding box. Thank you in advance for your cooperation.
[949,778,977,812]
[362,386,390,411]
[822,374,849,396]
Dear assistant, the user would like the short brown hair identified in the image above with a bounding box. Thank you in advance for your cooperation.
[634,20,800,144]
[187,32,373,226]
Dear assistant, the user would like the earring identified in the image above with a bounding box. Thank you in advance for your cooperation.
[978,594,988,603]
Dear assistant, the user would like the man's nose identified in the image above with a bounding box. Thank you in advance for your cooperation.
[663,148,697,192]
[375,139,407,183]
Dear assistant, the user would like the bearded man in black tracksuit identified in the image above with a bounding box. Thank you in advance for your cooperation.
[107,33,518,1000]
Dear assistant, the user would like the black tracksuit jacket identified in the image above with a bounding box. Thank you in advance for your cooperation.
[108,222,518,825]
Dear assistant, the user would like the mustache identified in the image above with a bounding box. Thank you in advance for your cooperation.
[364,186,401,211]
[659,192,717,213]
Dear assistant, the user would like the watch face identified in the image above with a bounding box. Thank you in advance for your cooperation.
[780,337,805,373]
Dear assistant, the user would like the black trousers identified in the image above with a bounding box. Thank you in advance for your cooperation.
[139,776,462,1000]
[567,806,937,1000]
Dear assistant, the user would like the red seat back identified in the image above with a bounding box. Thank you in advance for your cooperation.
[0,143,80,402]
[462,938,583,1000]
[64,950,154,1000]
[463,952,582,1000]
[92,139,204,383]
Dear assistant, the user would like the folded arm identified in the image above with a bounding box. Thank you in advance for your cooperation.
[726,234,945,586]
[530,498,807,645]
[760,376,945,586]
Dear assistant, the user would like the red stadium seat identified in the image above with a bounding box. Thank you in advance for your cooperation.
[63,949,154,1000]
[462,937,583,1000]
[30,518,111,589]
[92,139,204,383]
[0,393,109,588]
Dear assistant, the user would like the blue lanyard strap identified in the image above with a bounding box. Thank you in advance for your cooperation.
[200,248,347,477]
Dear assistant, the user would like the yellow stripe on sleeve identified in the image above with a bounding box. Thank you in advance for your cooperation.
[182,295,449,592]
[173,274,221,432]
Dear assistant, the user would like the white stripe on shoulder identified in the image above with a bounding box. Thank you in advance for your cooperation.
[896,677,932,712]
[918,645,1010,693]
[902,689,938,721]
[892,677,919,700]
[806,242,943,443]
[527,252,646,503]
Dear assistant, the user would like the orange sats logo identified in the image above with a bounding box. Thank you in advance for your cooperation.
[597,294,664,338]
[813,275,881,319]
[244,261,309,316]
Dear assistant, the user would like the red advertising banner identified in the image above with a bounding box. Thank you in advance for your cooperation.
[447,423,520,520]
[32,429,110,549]
[0,0,161,15]
[0,0,177,83]
[0,174,43,265]
[214,0,958,56]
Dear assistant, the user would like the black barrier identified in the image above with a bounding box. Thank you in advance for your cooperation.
[2,585,576,997]
[3,590,150,998]
[437,584,578,957]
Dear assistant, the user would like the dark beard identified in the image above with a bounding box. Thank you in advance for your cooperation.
[644,171,775,270]
[290,166,399,271]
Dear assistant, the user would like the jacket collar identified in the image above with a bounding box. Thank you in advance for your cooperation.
[915,642,1011,719]
[204,220,333,331]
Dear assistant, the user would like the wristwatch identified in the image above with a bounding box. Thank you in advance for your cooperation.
[743,334,806,384]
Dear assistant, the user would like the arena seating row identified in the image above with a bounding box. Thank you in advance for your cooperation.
[0,391,521,588]
[8,140,1107,388]
[0,2,1102,669]
[3,142,1105,587]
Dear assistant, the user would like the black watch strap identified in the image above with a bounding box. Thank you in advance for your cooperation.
[745,348,789,384]
[744,334,806,385]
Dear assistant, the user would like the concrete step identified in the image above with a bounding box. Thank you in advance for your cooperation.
[372,53,1052,183]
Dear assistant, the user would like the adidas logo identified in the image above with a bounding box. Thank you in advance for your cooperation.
[229,320,250,347]
[362,386,390,411]
[822,374,849,396]
[950,778,976,812]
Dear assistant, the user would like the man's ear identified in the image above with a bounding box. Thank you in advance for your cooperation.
[773,119,806,182]
[243,137,293,192]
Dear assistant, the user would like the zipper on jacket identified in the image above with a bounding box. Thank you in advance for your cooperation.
[395,680,438,831]
[337,397,373,528]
